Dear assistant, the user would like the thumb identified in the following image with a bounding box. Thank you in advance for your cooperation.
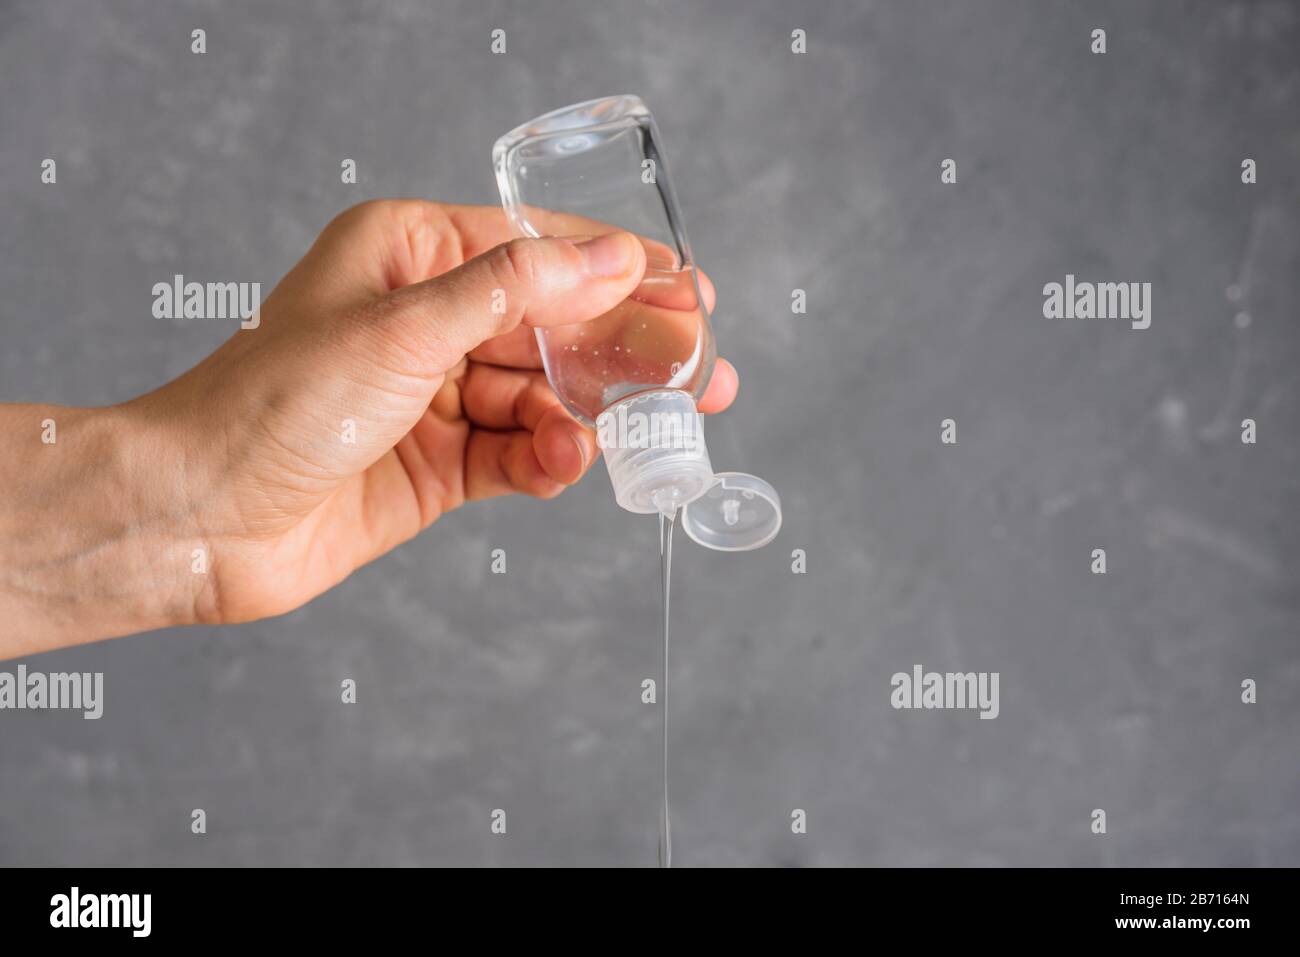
[375,231,646,374]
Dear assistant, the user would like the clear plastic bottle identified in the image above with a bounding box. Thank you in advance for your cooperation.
[494,96,781,550]
[494,95,714,425]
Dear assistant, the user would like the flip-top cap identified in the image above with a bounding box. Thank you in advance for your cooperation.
[680,471,782,552]
[598,390,782,551]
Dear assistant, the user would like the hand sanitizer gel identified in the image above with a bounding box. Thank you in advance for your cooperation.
[493,95,781,550]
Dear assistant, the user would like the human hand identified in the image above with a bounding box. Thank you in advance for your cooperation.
[0,200,737,655]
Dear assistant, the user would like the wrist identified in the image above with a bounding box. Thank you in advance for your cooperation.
[0,402,215,656]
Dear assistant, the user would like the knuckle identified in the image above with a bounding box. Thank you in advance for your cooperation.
[496,238,543,290]
[319,200,397,243]
[327,199,448,237]
[330,199,392,229]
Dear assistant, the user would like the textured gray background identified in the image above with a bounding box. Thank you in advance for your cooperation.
[1,0,1297,867]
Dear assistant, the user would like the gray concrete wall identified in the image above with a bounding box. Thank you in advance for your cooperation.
[0,0,1296,866]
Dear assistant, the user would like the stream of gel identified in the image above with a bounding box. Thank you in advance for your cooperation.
[658,509,675,869]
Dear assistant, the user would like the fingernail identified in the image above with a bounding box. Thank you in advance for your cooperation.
[567,430,590,474]
[575,232,636,277]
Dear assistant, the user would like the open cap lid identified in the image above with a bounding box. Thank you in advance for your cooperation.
[680,471,782,552]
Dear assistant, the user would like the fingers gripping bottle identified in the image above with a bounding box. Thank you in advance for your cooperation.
[493,95,780,550]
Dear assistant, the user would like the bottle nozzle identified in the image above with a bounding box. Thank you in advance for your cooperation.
[651,487,682,518]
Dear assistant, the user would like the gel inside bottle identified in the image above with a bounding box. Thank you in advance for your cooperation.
[494,96,781,549]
